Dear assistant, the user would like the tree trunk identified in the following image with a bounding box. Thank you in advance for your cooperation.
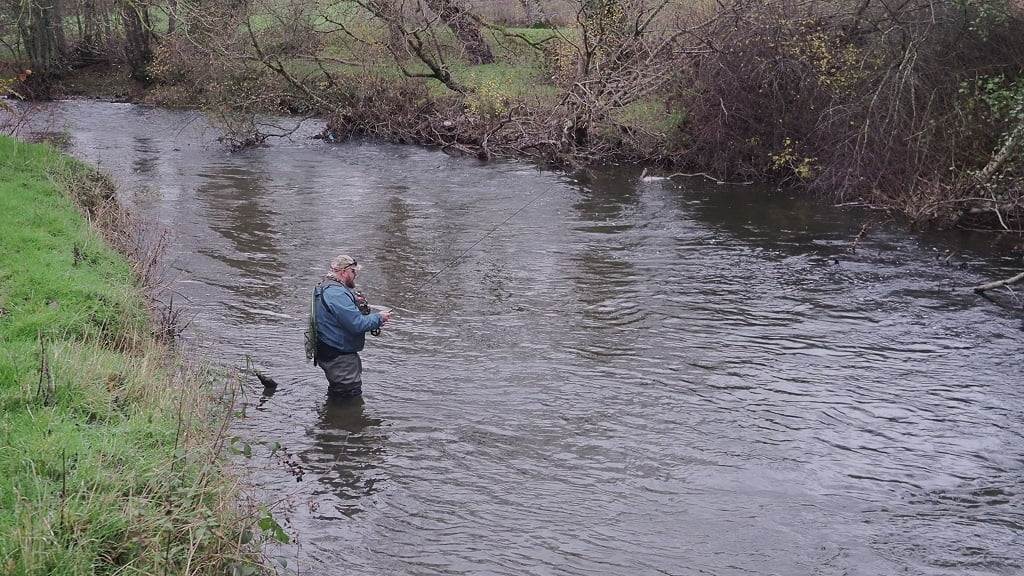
[167,0,177,34]
[977,126,1022,188]
[377,0,408,58]
[19,0,66,97]
[423,0,493,65]
[120,0,152,72]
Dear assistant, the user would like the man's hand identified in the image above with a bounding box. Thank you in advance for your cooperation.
[379,310,392,324]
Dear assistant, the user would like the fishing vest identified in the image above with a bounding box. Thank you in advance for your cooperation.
[304,276,376,366]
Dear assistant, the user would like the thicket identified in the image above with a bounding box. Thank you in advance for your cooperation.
[3,0,1024,233]
[683,0,1024,233]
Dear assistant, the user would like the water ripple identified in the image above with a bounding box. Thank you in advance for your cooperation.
[32,100,1024,576]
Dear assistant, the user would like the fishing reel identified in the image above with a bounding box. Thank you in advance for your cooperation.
[355,291,381,336]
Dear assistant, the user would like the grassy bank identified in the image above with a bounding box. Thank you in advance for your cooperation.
[0,135,263,575]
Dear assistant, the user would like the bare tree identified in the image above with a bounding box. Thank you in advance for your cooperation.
[517,0,548,27]
[553,0,716,160]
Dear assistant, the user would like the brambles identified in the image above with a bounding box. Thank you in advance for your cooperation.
[681,0,1024,231]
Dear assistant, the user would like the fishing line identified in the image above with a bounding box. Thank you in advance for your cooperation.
[388,181,561,313]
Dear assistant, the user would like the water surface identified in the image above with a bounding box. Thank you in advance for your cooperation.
[17,100,1024,576]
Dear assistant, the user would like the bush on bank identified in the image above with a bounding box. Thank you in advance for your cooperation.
[0,135,265,575]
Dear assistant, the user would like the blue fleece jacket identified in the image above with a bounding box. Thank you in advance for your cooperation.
[315,280,385,355]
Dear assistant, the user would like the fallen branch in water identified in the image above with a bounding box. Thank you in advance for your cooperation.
[972,271,1024,294]
[638,168,753,185]
[850,223,868,253]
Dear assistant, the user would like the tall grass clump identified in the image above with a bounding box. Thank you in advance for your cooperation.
[0,135,267,575]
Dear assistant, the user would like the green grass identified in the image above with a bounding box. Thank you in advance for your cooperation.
[0,136,263,575]
[610,100,687,132]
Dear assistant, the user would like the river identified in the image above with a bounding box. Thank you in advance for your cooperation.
[13,100,1024,575]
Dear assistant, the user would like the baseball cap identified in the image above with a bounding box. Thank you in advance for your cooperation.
[330,254,360,271]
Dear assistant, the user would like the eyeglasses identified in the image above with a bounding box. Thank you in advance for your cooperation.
[344,261,358,271]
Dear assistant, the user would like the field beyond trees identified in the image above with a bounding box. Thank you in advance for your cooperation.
[3,0,1024,234]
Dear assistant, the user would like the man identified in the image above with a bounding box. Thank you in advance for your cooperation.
[314,254,391,398]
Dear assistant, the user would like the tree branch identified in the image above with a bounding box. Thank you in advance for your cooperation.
[972,271,1024,294]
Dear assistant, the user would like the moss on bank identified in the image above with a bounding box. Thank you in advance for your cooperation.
[0,135,265,575]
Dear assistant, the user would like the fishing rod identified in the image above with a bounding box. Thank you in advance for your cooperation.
[385,181,561,315]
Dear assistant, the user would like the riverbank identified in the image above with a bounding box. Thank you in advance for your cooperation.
[4,2,1024,233]
[0,135,265,575]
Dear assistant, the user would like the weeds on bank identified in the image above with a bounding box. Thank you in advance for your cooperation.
[0,136,272,575]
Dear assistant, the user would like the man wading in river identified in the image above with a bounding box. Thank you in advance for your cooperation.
[308,254,391,399]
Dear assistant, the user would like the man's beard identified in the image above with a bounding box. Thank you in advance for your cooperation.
[332,272,356,288]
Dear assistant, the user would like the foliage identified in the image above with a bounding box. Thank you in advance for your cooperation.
[1,69,29,103]
[769,137,817,182]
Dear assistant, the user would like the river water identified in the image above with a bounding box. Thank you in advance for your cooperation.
[12,100,1024,575]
